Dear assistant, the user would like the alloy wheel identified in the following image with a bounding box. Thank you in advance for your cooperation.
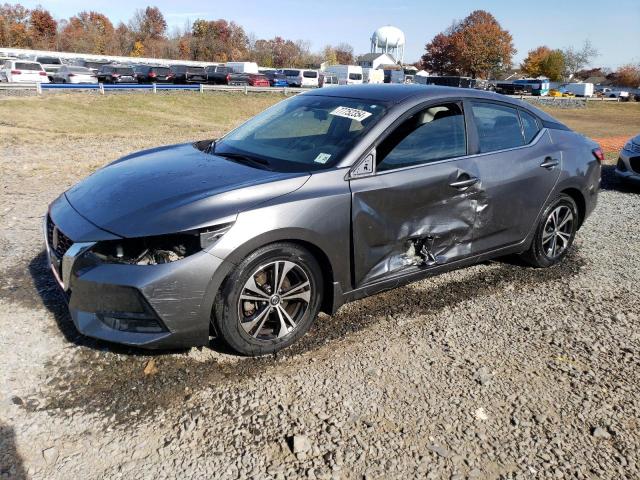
[237,260,312,341]
[542,205,574,259]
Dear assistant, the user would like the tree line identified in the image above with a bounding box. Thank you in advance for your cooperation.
[0,3,354,68]
[420,9,638,86]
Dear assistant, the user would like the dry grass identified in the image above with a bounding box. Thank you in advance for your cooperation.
[538,101,640,138]
[0,93,637,177]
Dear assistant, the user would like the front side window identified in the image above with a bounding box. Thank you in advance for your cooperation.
[471,102,524,153]
[519,110,541,143]
[215,95,388,172]
[377,103,467,172]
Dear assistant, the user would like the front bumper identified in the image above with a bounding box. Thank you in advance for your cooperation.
[44,197,226,348]
[614,148,640,183]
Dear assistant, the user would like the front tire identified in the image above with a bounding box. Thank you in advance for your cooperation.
[522,194,578,267]
[214,243,323,356]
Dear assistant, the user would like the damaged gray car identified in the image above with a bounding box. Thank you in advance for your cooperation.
[45,85,602,355]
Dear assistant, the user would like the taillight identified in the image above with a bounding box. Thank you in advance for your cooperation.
[68,73,75,77]
[149,72,157,77]
[112,73,119,77]
[10,69,21,74]
[592,147,604,163]
[226,74,230,82]
[39,71,47,76]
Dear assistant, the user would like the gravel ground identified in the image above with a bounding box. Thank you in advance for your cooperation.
[1,133,640,479]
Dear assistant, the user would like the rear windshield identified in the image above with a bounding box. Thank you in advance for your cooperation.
[115,67,134,75]
[85,62,107,69]
[349,73,363,80]
[283,69,300,76]
[303,71,318,78]
[215,66,229,73]
[152,67,170,75]
[187,67,205,74]
[36,57,61,65]
[16,62,41,71]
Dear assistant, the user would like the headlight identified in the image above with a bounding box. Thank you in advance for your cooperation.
[89,222,233,265]
[623,141,632,151]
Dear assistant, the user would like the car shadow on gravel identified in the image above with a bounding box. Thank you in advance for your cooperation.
[0,422,27,480]
[600,165,640,193]
[22,246,586,425]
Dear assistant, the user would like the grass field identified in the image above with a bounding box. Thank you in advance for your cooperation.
[0,93,638,176]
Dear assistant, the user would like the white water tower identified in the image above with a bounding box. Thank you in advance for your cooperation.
[370,26,405,63]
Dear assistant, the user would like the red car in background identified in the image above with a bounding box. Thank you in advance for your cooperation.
[229,73,270,87]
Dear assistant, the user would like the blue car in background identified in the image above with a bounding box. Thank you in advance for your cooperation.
[260,69,289,87]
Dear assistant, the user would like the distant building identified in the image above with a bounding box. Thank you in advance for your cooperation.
[357,53,397,70]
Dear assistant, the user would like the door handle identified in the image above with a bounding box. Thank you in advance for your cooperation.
[449,177,479,189]
[540,157,559,169]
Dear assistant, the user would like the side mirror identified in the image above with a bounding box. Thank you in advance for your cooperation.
[348,150,376,179]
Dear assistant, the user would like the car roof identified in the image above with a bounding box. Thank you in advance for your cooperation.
[304,84,562,120]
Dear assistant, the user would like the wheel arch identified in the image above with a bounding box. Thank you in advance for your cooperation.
[205,229,341,324]
[560,187,586,228]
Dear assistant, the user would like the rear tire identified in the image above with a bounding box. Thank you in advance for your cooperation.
[522,194,578,267]
[213,243,323,356]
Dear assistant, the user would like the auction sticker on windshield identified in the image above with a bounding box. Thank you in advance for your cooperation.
[314,153,332,164]
[330,106,372,122]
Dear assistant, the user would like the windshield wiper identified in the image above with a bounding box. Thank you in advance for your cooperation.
[215,151,272,170]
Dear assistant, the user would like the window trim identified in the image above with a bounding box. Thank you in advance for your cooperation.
[368,98,470,174]
[466,99,548,155]
[517,108,542,145]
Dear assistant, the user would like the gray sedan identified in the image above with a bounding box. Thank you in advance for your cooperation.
[45,85,601,355]
[615,133,640,184]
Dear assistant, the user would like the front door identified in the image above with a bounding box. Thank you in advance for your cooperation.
[349,102,481,287]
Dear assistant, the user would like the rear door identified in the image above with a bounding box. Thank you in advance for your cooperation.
[349,101,481,287]
[466,100,562,254]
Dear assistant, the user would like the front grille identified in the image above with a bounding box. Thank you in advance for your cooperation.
[629,157,640,174]
[47,216,73,258]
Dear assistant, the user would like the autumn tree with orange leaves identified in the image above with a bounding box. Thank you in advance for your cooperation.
[421,11,515,78]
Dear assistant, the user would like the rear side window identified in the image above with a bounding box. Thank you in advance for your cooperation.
[519,110,541,143]
[471,102,524,153]
[377,103,467,171]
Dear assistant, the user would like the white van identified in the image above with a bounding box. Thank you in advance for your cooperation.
[280,69,318,88]
[362,68,384,84]
[324,65,363,85]
[225,62,259,74]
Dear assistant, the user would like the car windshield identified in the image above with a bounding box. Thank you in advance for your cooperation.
[215,95,388,172]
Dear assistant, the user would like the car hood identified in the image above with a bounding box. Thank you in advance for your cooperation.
[65,143,310,238]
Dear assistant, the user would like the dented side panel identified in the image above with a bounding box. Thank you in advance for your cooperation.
[350,158,481,287]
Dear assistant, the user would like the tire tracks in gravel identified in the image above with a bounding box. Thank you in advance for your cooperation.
[2,243,586,425]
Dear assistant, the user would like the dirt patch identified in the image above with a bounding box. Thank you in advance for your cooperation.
[15,249,585,425]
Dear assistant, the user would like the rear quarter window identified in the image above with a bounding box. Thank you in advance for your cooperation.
[519,110,541,143]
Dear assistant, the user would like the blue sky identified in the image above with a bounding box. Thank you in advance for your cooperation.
[19,0,640,68]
